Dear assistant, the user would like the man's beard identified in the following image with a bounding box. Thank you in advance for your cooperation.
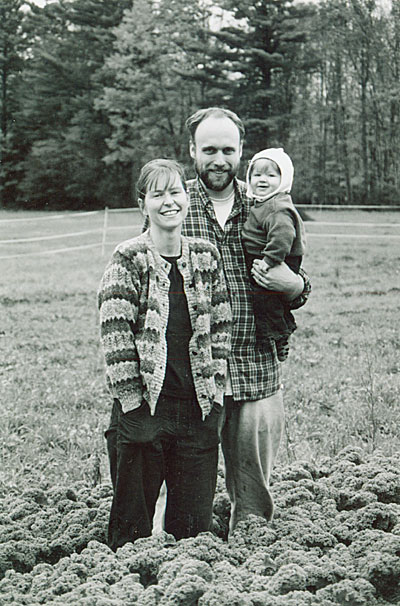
[196,165,237,192]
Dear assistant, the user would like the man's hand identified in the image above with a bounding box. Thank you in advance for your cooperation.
[251,259,304,300]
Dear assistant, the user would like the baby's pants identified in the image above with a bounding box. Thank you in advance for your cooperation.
[105,396,220,551]
[244,250,299,344]
[251,285,296,342]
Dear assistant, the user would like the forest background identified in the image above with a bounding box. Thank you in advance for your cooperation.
[1,0,399,211]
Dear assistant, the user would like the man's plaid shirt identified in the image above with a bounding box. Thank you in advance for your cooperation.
[183,177,311,403]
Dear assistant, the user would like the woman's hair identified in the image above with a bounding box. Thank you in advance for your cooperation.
[136,159,187,200]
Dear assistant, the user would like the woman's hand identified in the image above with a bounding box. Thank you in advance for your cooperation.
[251,259,304,300]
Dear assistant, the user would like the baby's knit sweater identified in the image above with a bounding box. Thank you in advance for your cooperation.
[98,230,232,418]
[242,192,306,266]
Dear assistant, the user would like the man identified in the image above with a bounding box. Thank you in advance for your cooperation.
[181,107,310,532]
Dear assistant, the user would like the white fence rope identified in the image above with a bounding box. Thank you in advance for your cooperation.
[296,204,400,210]
[307,221,397,227]
[0,206,399,260]
[0,210,101,224]
[307,233,400,239]
[0,228,103,244]
[0,242,101,260]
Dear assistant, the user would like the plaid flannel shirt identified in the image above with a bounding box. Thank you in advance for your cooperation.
[144,177,311,403]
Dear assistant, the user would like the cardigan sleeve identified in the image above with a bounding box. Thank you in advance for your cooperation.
[97,250,143,412]
[209,248,232,402]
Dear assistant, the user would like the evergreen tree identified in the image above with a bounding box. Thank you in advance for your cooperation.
[0,0,28,207]
[294,0,400,205]
[97,0,220,197]
[16,0,130,209]
[210,0,317,158]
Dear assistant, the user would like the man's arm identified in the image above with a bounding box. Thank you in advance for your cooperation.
[251,260,311,309]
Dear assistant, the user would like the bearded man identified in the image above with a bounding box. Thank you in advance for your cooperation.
[182,107,310,532]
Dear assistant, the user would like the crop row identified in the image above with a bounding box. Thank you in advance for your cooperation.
[1,446,399,605]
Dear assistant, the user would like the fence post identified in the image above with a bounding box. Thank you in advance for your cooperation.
[101,207,109,256]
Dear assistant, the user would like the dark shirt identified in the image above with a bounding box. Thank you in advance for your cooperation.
[160,255,196,399]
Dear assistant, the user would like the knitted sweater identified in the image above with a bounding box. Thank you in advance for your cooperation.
[98,230,232,418]
[242,192,306,266]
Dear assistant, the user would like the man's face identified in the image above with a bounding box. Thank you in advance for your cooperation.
[189,116,243,192]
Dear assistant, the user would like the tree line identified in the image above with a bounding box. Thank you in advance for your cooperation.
[1,0,399,210]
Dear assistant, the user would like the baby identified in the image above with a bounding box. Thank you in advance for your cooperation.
[242,148,306,361]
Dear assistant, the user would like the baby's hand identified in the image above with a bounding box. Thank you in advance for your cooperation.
[251,260,304,299]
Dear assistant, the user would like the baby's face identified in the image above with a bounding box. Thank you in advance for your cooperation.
[250,159,281,198]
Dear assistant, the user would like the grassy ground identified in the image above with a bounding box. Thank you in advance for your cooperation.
[1,208,399,491]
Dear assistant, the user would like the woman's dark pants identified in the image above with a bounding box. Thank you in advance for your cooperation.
[105,396,220,551]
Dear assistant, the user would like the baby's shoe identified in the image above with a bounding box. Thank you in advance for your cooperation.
[276,337,290,362]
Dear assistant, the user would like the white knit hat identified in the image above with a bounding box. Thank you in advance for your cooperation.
[246,148,294,200]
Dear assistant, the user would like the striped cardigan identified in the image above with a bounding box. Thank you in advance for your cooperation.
[98,230,232,418]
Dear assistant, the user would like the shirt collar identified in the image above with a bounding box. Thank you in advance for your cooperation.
[141,229,190,273]
[196,176,244,209]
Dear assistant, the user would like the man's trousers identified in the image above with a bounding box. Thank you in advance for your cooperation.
[221,390,284,533]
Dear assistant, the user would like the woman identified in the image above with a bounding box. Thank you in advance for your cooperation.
[98,159,232,551]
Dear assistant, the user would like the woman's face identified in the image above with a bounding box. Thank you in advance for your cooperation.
[142,172,189,231]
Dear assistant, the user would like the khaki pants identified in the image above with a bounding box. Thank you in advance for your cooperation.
[221,390,284,534]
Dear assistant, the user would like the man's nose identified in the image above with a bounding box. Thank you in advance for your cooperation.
[213,150,226,165]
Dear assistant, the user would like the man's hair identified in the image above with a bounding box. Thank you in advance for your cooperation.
[185,107,245,142]
[136,158,187,200]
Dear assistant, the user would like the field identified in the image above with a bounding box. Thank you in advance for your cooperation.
[0,208,400,605]
[1,207,399,489]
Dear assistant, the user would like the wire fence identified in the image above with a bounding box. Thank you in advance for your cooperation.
[1,205,400,260]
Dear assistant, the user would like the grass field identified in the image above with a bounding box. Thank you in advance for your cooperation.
[1,207,399,492]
